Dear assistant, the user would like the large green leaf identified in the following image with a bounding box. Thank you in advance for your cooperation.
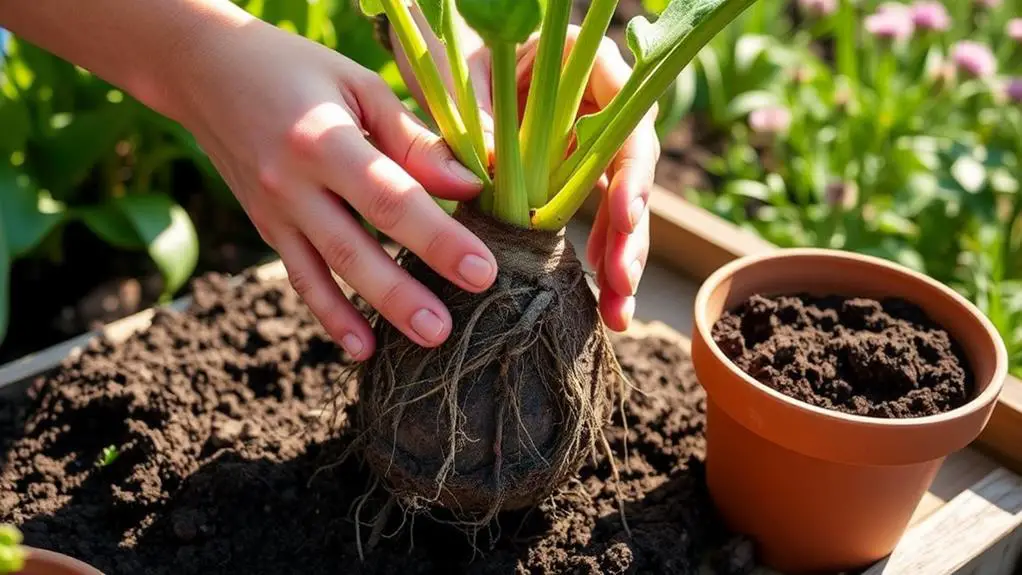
[32,101,135,195]
[0,166,65,257]
[456,0,541,44]
[81,195,199,298]
[0,98,31,151]
[116,194,199,297]
[80,204,147,250]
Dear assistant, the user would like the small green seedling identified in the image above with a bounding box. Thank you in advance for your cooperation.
[96,445,120,468]
[0,524,26,575]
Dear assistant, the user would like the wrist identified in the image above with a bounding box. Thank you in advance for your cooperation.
[139,0,258,125]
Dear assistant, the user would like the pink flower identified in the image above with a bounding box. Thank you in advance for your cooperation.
[951,41,997,78]
[1007,78,1022,103]
[1007,19,1022,42]
[748,106,792,135]
[910,1,950,31]
[865,7,915,41]
[798,0,838,17]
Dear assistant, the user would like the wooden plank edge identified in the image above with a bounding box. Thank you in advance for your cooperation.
[862,467,1022,574]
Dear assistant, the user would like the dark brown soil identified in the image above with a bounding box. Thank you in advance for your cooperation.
[711,293,976,418]
[1,271,753,574]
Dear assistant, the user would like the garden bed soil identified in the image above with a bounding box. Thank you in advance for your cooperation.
[711,293,976,418]
[0,271,754,574]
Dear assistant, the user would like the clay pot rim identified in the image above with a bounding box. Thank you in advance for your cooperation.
[694,247,1009,429]
[22,546,105,575]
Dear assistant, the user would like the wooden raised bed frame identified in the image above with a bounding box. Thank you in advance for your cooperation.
[1,185,1020,574]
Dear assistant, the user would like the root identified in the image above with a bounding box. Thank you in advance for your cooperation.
[330,207,640,559]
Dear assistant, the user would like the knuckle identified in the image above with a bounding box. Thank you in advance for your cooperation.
[423,229,455,264]
[378,280,407,314]
[366,185,410,231]
[322,232,360,277]
[287,269,316,298]
[285,122,326,162]
[405,129,445,166]
[256,165,287,199]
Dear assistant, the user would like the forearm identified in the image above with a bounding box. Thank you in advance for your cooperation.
[0,0,255,121]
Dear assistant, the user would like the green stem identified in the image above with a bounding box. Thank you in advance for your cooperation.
[548,65,647,193]
[441,0,488,169]
[519,0,571,208]
[381,0,490,187]
[491,42,530,228]
[546,0,619,182]
[533,0,759,231]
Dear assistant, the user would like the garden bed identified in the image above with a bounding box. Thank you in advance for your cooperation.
[0,267,754,574]
[2,250,1021,574]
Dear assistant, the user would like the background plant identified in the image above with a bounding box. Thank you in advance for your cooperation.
[0,1,415,346]
[645,0,1022,376]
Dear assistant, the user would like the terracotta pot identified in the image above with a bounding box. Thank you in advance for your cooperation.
[15,547,103,575]
[691,248,1008,574]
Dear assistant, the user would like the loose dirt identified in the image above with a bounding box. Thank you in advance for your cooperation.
[711,293,975,418]
[1,271,752,574]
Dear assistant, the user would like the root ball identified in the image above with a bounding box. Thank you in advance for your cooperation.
[355,206,621,523]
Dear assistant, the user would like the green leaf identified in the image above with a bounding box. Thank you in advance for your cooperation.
[32,101,135,195]
[951,156,986,194]
[80,205,147,250]
[655,63,697,139]
[0,98,31,151]
[359,0,384,15]
[626,0,709,70]
[642,0,671,13]
[116,195,199,297]
[418,0,445,39]
[0,166,65,258]
[456,0,541,44]
[724,179,770,201]
[725,90,780,121]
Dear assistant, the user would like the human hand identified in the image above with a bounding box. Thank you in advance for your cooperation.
[167,17,499,361]
[392,20,658,332]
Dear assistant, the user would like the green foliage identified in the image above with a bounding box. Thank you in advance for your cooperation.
[455,0,542,44]
[96,445,120,468]
[659,0,1022,375]
[0,0,409,347]
[0,524,25,575]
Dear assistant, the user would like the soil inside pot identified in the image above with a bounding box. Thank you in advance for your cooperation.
[711,293,976,418]
[1,271,753,575]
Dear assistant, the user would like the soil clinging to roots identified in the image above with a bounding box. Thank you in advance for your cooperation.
[352,206,624,538]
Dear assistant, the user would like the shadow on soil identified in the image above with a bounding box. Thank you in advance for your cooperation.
[4,423,747,575]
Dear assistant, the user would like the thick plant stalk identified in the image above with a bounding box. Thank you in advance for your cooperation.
[519,0,571,208]
[381,0,490,187]
[546,0,620,182]
[491,41,530,228]
[441,0,488,172]
[534,0,760,230]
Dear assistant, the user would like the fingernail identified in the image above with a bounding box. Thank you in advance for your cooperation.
[342,333,364,357]
[628,259,643,294]
[447,159,482,186]
[622,297,636,326]
[629,196,646,228]
[458,254,494,289]
[411,308,446,343]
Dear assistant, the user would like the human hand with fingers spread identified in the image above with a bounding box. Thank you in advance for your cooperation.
[389,16,659,332]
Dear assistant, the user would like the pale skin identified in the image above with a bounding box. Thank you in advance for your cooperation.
[0,0,657,361]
